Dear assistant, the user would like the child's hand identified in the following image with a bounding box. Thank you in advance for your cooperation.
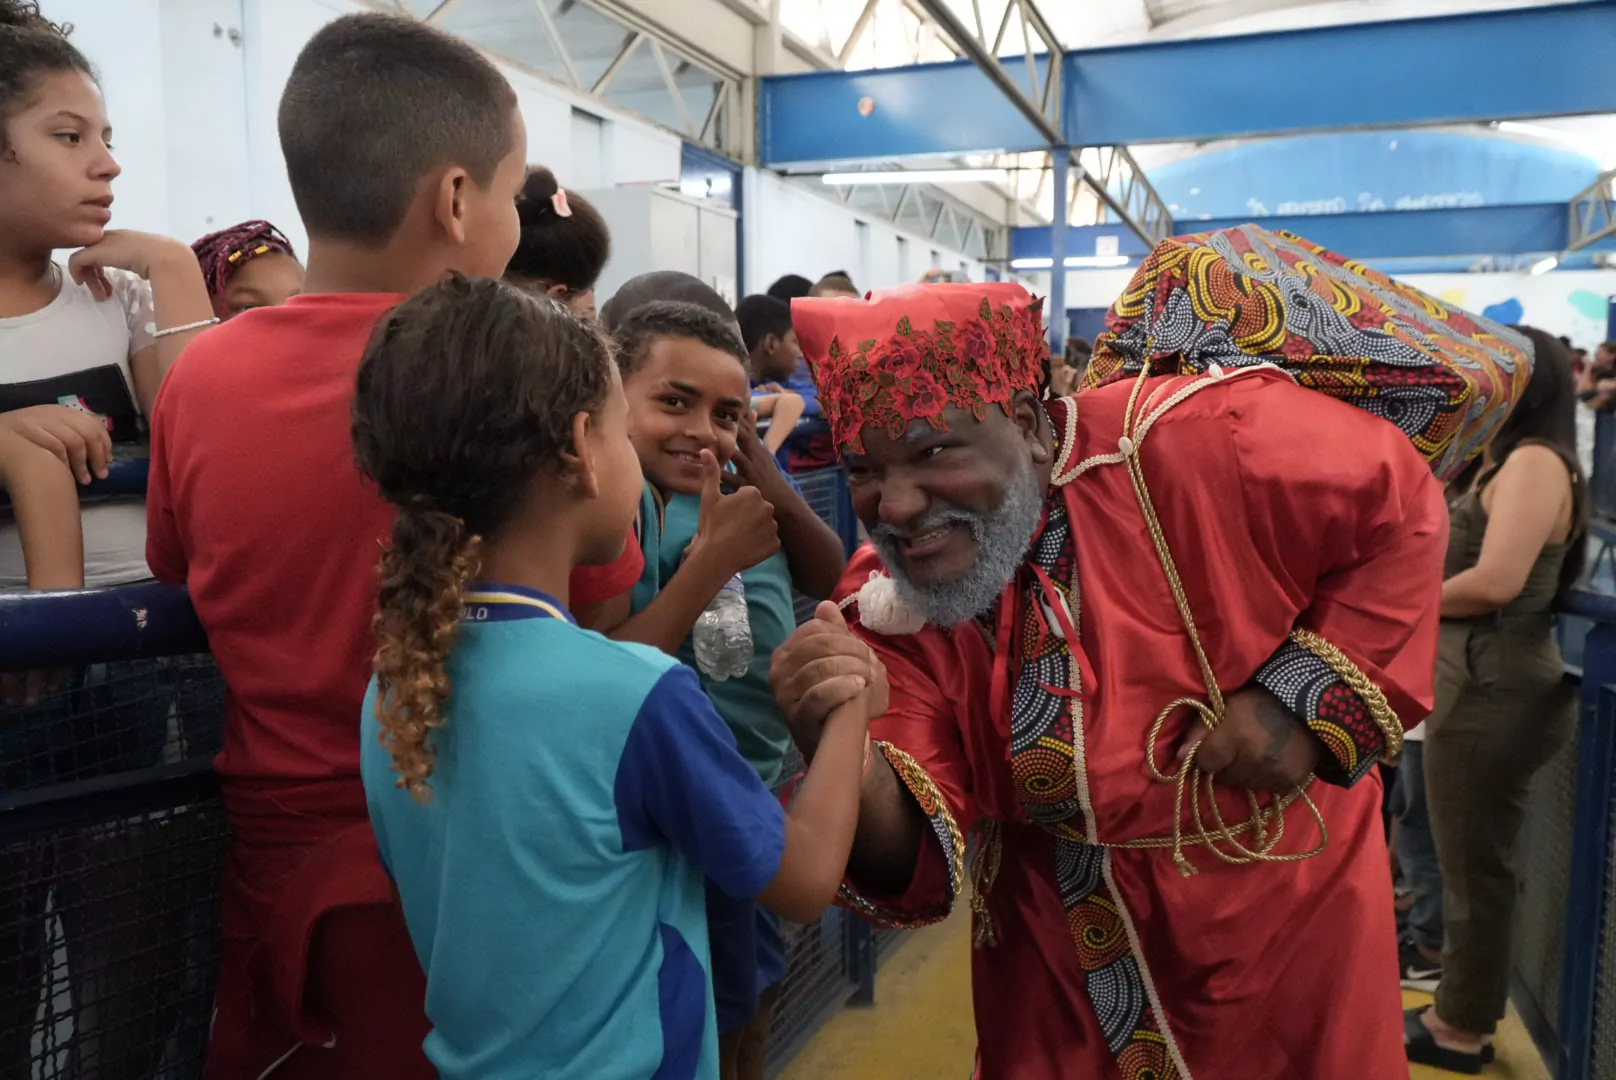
[0,405,111,485]
[691,449,780,576]
[68,230,193,299]
[772,603,888,760]
[724,421,793,504]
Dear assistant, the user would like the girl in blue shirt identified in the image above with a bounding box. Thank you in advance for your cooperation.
[351,275,878,1080]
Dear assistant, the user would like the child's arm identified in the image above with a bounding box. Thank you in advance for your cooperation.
[762,392,806,455]
[67,231,214,417]
[617,627,876,924]
[596,451,780,652]
[729,421,846,601]
[752,394,779,419]
[0,428,84,591]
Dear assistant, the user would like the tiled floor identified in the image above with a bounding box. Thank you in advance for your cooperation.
[780,914,1550,1079]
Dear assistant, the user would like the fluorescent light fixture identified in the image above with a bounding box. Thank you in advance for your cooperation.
[1530,255,1559,275]
[1494,120,1600,151]
[1009,255,1133,270]
[821,168,1009,186]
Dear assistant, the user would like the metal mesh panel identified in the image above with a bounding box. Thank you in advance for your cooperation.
[2,657,224,796]
[794,467,843,528]
[1512,705,1581,1048]
[1,654,227,1080]
[1591,723,1616,1078]
[0,787,228,1080]
[874,926,908,961]
[766,908,854,1069]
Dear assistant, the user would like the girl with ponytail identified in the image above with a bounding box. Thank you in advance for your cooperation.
[503,165,610,317]
[353,274,878,1077]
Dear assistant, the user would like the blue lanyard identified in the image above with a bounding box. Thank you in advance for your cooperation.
[460,584,575,625]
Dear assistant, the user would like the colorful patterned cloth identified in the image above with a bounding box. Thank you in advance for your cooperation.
[1087,225,1532,481]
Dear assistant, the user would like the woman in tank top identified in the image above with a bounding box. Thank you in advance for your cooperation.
[1406,327,1586,1073]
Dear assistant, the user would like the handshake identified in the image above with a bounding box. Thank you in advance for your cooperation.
[770,601,889,761]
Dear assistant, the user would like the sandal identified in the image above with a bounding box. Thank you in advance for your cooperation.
[1404,1008,1484,1074]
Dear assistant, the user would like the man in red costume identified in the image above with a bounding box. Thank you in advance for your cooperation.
[772,241,1530,1079]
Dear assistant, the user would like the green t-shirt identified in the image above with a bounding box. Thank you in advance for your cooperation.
[632,481,795,788]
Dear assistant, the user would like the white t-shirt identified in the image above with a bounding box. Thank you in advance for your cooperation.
[0,265,156,588]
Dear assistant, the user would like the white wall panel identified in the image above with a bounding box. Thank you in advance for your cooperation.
[40,0,171,236]
[745,169,986,297]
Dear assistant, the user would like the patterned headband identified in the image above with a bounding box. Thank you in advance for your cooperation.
[793,283,1047,453]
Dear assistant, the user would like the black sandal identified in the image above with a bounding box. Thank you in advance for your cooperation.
[1404,1007,1485,1074]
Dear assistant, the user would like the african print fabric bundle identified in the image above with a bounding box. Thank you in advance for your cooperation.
[1086,225,1531,481]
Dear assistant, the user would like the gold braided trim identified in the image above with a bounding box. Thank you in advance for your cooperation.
[837,741,966,930]
[1288,627,1406,763]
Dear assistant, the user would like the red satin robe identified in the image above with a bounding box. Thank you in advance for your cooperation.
[838,368,1447,1080]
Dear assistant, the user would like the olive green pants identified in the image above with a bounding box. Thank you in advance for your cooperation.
[1425,620,1575,1034]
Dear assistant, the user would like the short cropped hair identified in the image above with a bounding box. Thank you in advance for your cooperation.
[766,274,813,302]
[735,294,794,355]
[611,301,747,377]
[599,271,736,332]
[278,13,517,245]
[811,272,858,297]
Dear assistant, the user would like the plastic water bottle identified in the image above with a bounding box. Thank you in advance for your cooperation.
[694,575,753,681]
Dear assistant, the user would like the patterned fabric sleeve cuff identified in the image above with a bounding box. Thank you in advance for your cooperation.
[1252,633,1402,787]
[838,741,966,929]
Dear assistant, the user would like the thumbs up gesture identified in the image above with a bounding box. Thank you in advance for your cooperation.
[689,449,781,579]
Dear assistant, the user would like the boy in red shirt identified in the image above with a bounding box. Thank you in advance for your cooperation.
[145,14,640,1078]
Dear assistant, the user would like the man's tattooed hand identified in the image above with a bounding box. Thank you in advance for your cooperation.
[1181,685,1322,793]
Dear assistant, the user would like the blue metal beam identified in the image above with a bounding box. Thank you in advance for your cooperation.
[1064,1,1616,146]
[760,3,1616,166]
[1013,203,1616,262]
[759,55,1052,165]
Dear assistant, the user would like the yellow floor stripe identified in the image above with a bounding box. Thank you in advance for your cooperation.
[780,916,1551,1079]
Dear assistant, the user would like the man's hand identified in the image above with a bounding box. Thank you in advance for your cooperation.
[772,603,888,760]
[1179,685,1320,793]
[0,405,111,485]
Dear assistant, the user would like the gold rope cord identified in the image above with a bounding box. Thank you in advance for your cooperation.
[1100,364,1328,876]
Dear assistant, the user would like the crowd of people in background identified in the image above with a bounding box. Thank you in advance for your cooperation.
[0,0,1611,1078]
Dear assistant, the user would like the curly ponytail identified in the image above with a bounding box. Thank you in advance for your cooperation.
[353,273,617,804]
[371,507,482,803]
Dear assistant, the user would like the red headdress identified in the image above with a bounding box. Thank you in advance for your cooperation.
[792,282,1047,453]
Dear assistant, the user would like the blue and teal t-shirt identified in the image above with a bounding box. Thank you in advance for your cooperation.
[361,584,786,1080]
[631,480,797,789]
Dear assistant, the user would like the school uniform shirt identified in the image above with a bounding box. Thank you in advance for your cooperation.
[361,585,786,1080]
[779,361,823,417]
[0,265,155,587]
